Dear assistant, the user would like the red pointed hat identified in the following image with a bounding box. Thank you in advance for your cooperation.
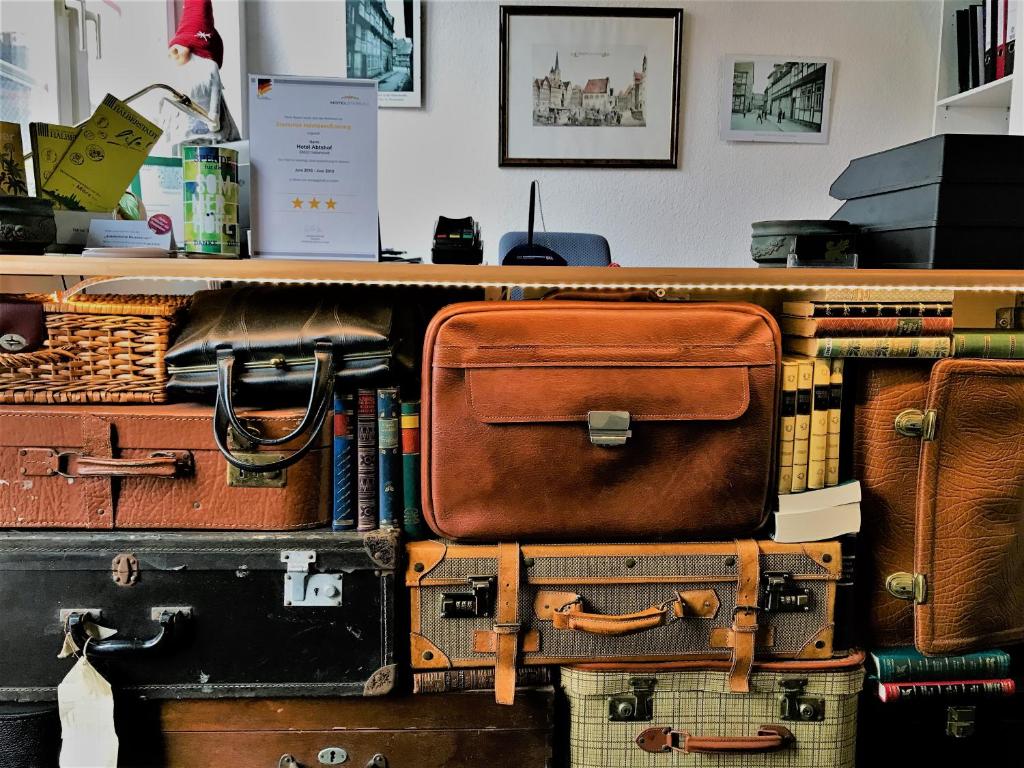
[169,0,224,69]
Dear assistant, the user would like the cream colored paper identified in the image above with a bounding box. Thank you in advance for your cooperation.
[58,656,118,768]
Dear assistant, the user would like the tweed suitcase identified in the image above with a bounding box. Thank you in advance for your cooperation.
[116,689,556,768]
[407,540,840,704]
[0,530,397,701]
[560,654,864,767]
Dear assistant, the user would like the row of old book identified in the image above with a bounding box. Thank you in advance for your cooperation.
[331,388,425,537]
[782,299,1024,359]
[870,647,1015,703]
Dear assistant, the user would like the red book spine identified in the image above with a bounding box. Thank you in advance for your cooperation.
[878,678,1016,702]
[813,316,953,336]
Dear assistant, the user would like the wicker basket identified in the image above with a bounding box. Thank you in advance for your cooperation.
[0,285,189,404]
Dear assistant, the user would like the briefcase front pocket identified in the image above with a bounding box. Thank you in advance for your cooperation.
[423,301,781,542]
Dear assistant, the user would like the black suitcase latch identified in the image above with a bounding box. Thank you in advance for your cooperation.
[762,572,812,612]
[441,576,495,618]
[778,678,825,721]
[608,677,656,722]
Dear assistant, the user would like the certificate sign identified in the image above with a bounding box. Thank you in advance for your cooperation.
[249,75,378,260]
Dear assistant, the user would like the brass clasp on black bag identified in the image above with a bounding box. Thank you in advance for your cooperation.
[213,341,335,474]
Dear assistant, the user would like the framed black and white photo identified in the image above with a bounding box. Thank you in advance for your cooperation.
[720,55,834,143]
[346,0,422,108]
[500,5,683,167]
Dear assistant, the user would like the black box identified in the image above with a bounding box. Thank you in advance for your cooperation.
[829,134,1024,269]
[0,530,398,701]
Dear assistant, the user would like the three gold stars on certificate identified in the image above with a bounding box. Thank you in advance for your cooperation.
[292,197,337,210]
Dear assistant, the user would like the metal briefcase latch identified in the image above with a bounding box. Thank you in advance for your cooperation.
[762,573,812,613]
[607,677,655,722]
[894,409,937,441]
[281,550,343,608]
[886,571,927,604]
[946,706,976,738]
[778,678,825,722]
[226,426,288,488]
[441,576,495,618]
[588,411,632,447]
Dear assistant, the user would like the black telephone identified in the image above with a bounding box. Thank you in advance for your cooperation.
[431,216,483,264]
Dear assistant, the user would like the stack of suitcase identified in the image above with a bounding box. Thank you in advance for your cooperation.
[2,290,1023,767]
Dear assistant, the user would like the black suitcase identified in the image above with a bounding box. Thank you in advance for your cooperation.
[0,530,398,702]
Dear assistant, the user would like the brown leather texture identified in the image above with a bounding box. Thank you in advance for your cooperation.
[916,358,1024,654]
[119,690,555,768]
[850,360,933,647]
[421,301,781,541]
[0,403,330,529]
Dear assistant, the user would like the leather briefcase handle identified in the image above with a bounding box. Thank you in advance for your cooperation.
[551,597,691,636]
[212,341,334,473]
[636,725,795,755]
[69,452,191,478]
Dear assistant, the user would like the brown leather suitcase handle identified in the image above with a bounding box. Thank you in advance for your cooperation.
[636,725,795,755]
[551,595,697,636]
[69,452,191,478]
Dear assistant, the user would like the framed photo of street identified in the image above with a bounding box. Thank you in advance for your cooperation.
[499,5,683,168]
[719,55,834,144]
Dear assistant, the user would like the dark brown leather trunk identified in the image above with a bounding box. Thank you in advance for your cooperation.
[118,690,555,768]
[0,403,329,529]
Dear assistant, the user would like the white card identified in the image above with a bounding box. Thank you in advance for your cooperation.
[86,219,174,250]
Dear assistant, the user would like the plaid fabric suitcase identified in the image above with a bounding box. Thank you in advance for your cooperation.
[561,654,864,767]
[407,540,841,704]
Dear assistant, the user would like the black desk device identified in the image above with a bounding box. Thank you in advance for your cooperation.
[431,216,483,264]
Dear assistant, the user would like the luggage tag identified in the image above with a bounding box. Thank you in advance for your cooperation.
[57,645,119,768]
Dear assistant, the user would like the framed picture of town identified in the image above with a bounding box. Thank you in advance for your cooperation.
[346,0,422,108]
[499,5,683,167]
[719,55,834,143]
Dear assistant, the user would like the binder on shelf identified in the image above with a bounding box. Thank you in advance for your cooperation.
[957,8,972,92]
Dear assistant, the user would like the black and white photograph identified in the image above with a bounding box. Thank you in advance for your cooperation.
[501,6,682,167]
[346,0,422,108]
[720,55,834,143]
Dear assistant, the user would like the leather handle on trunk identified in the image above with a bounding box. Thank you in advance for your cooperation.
[552,600,680,636]
[69,452,191,478]
[636,725,794,755]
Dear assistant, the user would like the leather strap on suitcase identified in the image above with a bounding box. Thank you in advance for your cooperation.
[728,539,761,693]
[494,543,521,705]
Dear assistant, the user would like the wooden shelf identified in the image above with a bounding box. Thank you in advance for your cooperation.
[936,75,1014,109]
[1,254,1022,292]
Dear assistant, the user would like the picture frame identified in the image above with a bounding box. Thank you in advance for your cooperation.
[719,55,834,144]
[346,0,423,108]
[499,5,683,168]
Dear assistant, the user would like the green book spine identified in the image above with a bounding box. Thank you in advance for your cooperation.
[785,336,951,358]
[870,647,1012,683]
[376,388,401,530]
[953,331,1024,359]
[401,400,425,538]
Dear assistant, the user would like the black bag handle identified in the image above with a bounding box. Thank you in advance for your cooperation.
[212,341,335,473]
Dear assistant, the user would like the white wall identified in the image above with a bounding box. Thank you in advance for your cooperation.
[245,0,940,266]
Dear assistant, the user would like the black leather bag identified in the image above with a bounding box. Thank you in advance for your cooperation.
[166,285,420,472]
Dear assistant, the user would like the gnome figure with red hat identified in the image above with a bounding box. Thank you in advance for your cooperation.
[168,0,224,69]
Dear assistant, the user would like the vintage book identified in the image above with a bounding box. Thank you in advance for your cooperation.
[29,122,79,207]
[791,357,814,493]
[376,388,402,529]
[781,301,952,318]
[356,389,378,532]
[401,400,425,538]
[0,121,28,196]
[42,94,161,212]
[870,647,1012,683]
[778,480,861,515]
[826,358,844,487]
[878,678,1015,703]
[785,336,952,358]
[777,360,799,495]
[412,667,553,694]
[773,501,861,543]
[807,358,831,490]
[957,8,973,91]
[952,290,1020,329]
[332,393,355,531]
[780,315,954,338]
[952,331,1024,358]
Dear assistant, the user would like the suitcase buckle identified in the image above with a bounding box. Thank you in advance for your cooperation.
[588,411,632,446]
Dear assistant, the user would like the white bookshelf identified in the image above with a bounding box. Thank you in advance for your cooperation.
[933,0,1023,135]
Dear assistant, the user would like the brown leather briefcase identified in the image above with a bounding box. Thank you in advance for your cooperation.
[0,403,329,529]
[421,301,781,541]
[852,358,1024,653]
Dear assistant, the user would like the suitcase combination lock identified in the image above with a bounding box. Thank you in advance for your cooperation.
[762,572,812,613]
[607,677,655,722]
[778,678,825,722]
[440,576,495,618]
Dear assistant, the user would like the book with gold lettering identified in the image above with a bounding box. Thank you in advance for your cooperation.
[826,358,844,487]
[28,122,80,208]
[791,357,814,493]
[42,94,161,212]
[807,358,831,490]
[777,359,799,495]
